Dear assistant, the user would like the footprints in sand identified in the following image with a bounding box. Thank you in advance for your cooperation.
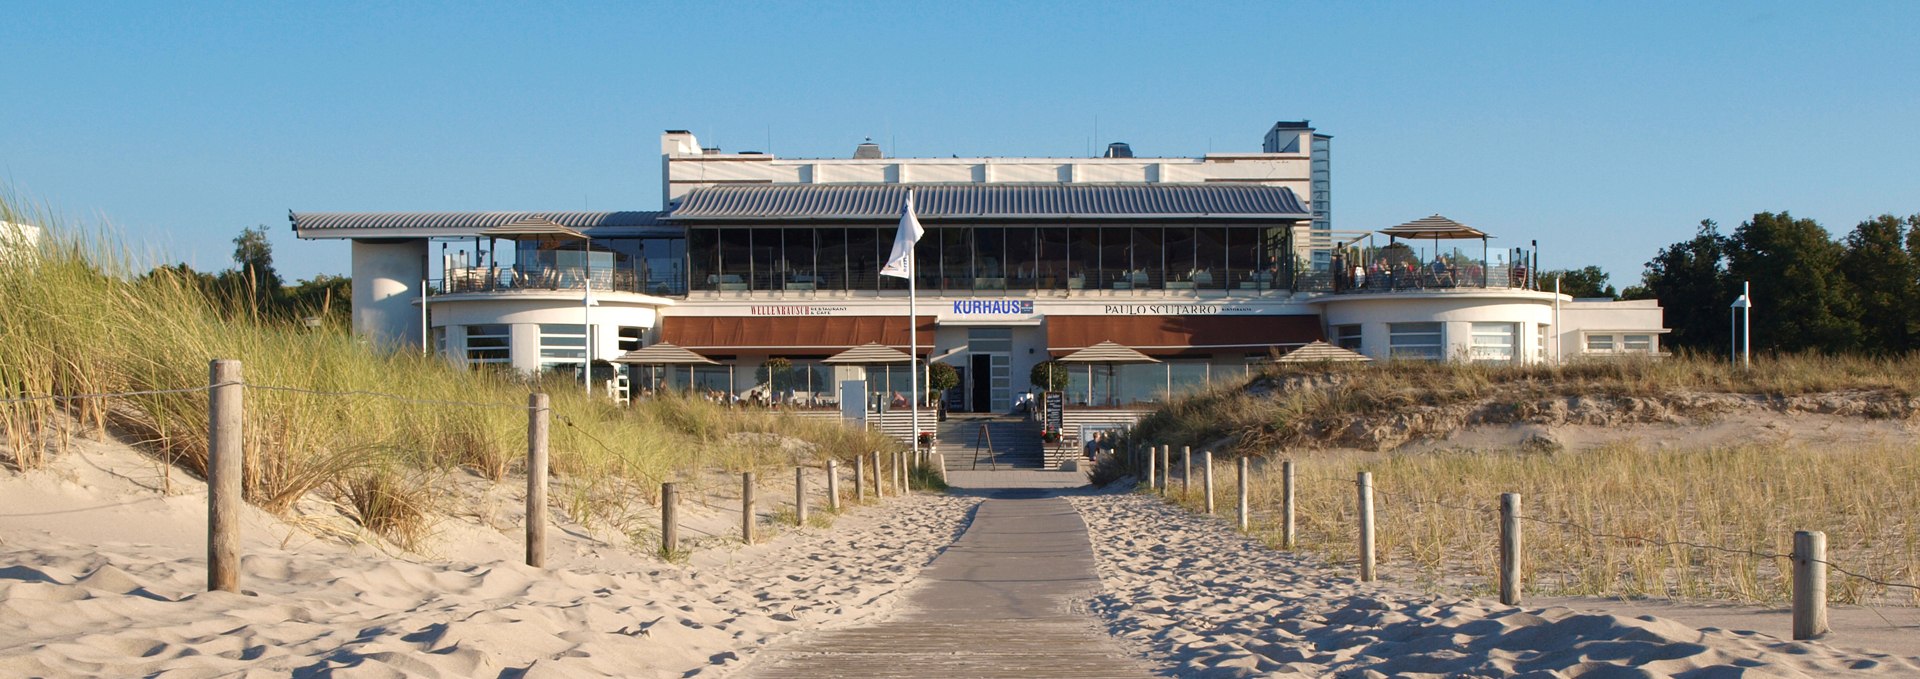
[1069,494,1919,677]
[0,495,978,677]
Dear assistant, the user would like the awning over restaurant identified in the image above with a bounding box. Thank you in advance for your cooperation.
[1046,315,1323,357]
[661,315,936,356]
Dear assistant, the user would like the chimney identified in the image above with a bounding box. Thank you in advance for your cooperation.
[661,130,701,156]
[853,139,883,159]
[1103,142,1134,159]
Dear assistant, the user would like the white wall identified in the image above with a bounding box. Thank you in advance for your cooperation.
[427,293,665,373]
[350,239,428,349]
[1558,299,1668,357]
[1319,292,1558,364]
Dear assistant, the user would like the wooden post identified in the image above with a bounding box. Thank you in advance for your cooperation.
[1160,445,1171,492]
[661,482,679,555]
[1357,471,1375,582]
[525,392,550,568]
[1282,459,1296,550]
[1202,450,1216,514]
[898,450,909,492]
[206,359,243,593]
[827,460,841,511]
[1499,493,1521,606]
[1793,530,1829,640]
[1237,457,1250,532]
[741,471,756,544]
[1181,446,1192,496]
[1146,443,1158,492]
[870,451,883,498]
[933,452,946,484]
[854,455,866,501]
[794,466,809,526]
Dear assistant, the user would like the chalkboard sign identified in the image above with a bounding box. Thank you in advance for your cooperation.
[1043,391,1064,433]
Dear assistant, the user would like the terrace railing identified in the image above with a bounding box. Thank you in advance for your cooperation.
[437,266,685,296]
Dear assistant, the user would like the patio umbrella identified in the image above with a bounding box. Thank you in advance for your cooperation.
[1379,215,1493,286]
[1057,340,1161,407]
[613,342,719,396]
[1273,340,1372,364]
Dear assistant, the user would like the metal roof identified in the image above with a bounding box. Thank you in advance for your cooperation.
[290,211,672,239]
[668,184,1310,221]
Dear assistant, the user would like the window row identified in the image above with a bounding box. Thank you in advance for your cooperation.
[687,225,1297,293]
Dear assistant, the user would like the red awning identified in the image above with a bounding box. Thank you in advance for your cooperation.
[662,316,936,356]
[1046,315,1323,357]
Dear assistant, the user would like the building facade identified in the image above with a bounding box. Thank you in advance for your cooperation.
[293,122,1665,412]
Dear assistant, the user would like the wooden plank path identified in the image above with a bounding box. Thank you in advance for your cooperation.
[741,486,1154,678]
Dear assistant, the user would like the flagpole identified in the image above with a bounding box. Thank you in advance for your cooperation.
[907,191,921,459]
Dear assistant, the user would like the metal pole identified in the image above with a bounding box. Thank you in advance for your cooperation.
[908,191,921,457]
[1742,280,1752,368]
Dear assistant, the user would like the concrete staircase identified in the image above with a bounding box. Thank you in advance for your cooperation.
[935,414,1045,471]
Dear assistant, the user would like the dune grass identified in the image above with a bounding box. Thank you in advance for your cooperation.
[0,195,900,549]
[1128,357,1920,606]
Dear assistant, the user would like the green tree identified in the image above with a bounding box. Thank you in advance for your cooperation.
[1724,211,1859,353]
[1838,214,1919,354]
[284,274,352,326]
[927,362,959,395]
[1535,265,1617,299]
[1029,360,1068,392]
[1635,220,1733,351]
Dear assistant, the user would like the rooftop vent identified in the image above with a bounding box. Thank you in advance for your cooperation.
[1103,142,1134,159]
[853,139,883,159]
[700,146,722,154]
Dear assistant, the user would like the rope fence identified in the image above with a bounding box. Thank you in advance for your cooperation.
[1127,440,1919,642]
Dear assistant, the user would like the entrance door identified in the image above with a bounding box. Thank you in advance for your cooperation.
[967,328,1014,413]
[970,354,992,413]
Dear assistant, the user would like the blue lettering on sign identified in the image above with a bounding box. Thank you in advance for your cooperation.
[950,300,1035,315]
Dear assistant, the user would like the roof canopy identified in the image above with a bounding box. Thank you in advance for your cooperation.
[823,342,916,364]
[612,342,718,366]
[1273,340,1372,363]
[290,210,670,239]
[1056,341,1161,364]
[669,184,1311,221]
[1380,215,1489,240]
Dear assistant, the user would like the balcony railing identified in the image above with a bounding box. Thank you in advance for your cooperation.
[1296,260,1537,294]
[437,266,686,296]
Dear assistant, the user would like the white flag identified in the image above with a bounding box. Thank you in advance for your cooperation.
[879,190,923,279]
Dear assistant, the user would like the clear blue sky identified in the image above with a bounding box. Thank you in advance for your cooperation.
[4,2,1916,286]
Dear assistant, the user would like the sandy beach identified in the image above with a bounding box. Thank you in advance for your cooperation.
[1070,490,1920,677]
[0,441,977,677]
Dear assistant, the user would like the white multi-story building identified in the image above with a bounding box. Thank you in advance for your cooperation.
[293,122,1664,414]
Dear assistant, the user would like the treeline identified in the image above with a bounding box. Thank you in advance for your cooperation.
[1628,212,1920,354]
[142,226,351,326]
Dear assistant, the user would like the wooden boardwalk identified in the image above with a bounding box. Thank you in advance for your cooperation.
[740,492,1153,678]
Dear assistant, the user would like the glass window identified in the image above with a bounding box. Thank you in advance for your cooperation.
[973,226,1006,290]
[750,229,779,290]
[1537,324,1549,361]
[538,323,586,376]
[1037,227,1068,291]
[1389,322,1444,361]
[1168,361,1210,395]
[940,226,970,292]
[1470,322,1517,364]
[715,229,750,291]
[1067,227,1100,291]
[1006,226,1037,291]
[1131,226,1163,290]
[815,227,846,291]
[912,225,940,291]
[1115,363,1166,405]
[1101,226,1132,290]
[1165,227,1196,288]
[1195,226,1227,290]
[1335,324,1363,350]
[687,229,717,291]
[1624,334,1652,352]
[1066,363,1090,405]
[465,324,510,367]
[641,237,687,295]
[847,227,879,291]
[691,365,732,395]
[1227,227,1259,290]
[782,229,814,290]
[1586,334,1615,352]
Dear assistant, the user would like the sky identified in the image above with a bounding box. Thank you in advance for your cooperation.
[3,1,1917,287]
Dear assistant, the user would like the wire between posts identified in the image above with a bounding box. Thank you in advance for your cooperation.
[0,383,221,404]
[242,383,528,410]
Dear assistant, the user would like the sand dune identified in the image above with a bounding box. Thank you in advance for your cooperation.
[1070,491,1920,677]
[0,441,977,677]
